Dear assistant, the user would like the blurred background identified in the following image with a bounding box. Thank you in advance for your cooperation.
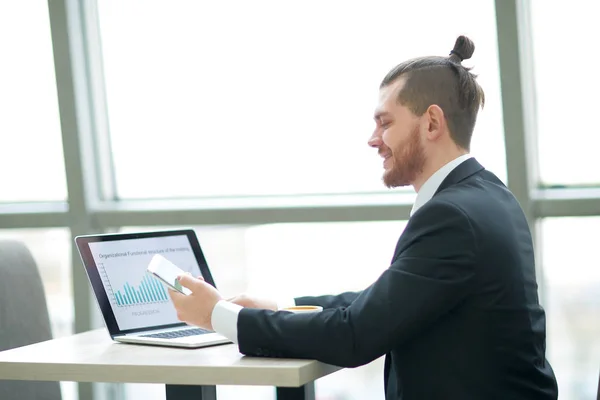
[0,0,598,399]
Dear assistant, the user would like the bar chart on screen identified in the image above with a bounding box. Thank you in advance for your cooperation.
[98,263,169,308]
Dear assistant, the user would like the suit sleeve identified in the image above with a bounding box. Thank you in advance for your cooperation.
[237,202,477,367]
[295,291,362,309]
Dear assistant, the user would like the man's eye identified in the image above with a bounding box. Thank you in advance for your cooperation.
[381,122,391,128]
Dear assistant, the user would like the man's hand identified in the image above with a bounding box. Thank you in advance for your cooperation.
[168,275,222,331]
[227,293,278,311]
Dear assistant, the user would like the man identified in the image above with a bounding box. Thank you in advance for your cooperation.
[169,36,559,399]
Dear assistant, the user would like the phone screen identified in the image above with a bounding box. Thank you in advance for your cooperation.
[147,254,193,295]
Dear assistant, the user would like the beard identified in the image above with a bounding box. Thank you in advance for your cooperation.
[383,125,426,188]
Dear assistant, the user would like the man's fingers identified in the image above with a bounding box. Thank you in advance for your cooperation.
[177,274,208,292]
[168,288,184,303]
[176,273,198,289]
[168,290,187,322]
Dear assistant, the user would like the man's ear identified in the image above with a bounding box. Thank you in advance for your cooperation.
[425,105,446,140]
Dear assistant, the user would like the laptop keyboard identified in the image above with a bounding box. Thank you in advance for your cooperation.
[140,328,210,339]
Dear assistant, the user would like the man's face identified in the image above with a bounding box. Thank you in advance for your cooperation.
[369,79,426,188]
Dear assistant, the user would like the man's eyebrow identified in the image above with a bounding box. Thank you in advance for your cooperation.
[374,111,392,121]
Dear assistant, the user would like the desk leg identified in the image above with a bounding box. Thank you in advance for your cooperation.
[165,384,217,400]
[276,382,316,400]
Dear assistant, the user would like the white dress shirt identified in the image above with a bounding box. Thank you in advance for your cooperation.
[410,153,472,217]
[211,154,473,344]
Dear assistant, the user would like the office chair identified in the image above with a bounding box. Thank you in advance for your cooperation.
[0,240,62,400]
[596,368,599,400]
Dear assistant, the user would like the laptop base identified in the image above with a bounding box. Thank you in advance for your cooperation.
[115,334,231,349]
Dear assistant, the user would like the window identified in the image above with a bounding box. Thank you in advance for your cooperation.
[97,0,506,200]
[0,229,75,400]
[119,220,406,399]
[530,0,600,186]
[541,217,600,399]
[0,1,67,202]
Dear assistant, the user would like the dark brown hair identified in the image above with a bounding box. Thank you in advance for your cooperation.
[380,36,485,150]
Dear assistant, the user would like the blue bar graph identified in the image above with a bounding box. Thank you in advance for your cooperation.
[114,275,169,306]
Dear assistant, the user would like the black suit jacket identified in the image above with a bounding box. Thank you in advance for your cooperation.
[237,158,558,399]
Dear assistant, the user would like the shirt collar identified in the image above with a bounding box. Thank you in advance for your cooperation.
[410,154,473,217]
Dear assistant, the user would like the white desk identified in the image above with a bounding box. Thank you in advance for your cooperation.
[0,329,342,400]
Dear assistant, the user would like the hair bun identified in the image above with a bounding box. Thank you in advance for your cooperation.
[449,35,475,63]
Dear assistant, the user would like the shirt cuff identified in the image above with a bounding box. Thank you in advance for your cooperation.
[276,297,297,310]
[211,300,243,344]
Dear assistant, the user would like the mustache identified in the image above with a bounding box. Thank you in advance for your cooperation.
[378,147,392,157]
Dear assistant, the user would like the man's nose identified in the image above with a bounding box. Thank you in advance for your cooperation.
[368,132,382,148]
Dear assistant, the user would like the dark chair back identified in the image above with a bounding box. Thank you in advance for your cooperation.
[0,240,62,400]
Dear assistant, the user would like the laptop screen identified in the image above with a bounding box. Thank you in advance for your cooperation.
[76,230,213,336]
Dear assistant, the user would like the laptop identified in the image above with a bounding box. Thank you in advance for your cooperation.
[75,229,231,348]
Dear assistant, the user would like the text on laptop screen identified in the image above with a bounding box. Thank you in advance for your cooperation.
[88,235,201,331]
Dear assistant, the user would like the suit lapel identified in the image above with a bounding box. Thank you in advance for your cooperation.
[433,157,485,196]
[392,158,484,262]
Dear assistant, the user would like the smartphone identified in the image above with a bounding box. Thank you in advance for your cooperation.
[146,254,193,295]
